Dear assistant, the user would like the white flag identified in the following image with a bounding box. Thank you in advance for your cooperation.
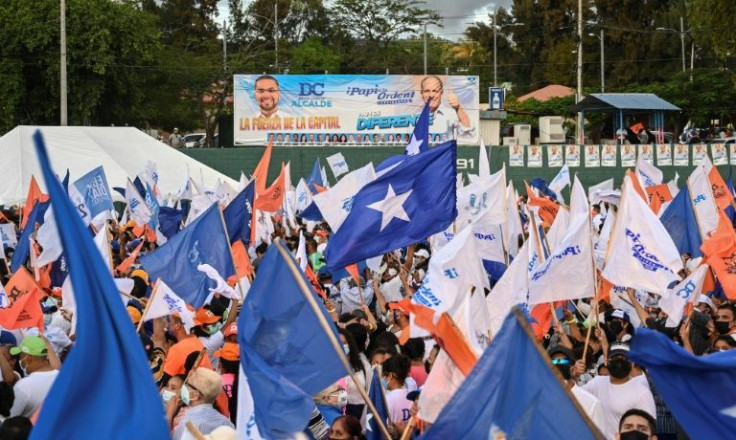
[237,366,266,440]
[602,175,683,294]
[296,231,307,271]
[312,163,375,231]
[184,195,214,226]
[197,263,238,301]
[687,165,719,238]
[635,155,663,187]
[93,224,112,272]
[471,214,506,268]
[506,182,523,258]
[143,281,196,332]
[294,178,313,214]
[486,241,529,336]
[456,166,506,229]
[667,172,680,199]
[216,180,238,205]
[413,227,489,315]
[594,209,616,269]
[326,152,350,178]
[416,349,466,424]
[469,288,492,353]
[68,184,92,227]
[659,264,708,327]
[549,164,571,202]
[588,178,614,205]
[36,206,62,267]
[529,177,595,304]
[478,138,491,181]
[0,224,17,248]
[126,179,152,226]
[545,205,570,251]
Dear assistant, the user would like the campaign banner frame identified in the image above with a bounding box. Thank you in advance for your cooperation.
[233,74,480,146]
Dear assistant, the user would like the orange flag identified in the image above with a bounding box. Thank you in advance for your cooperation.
[5,267,41,304]
[626,169,649,202]
[646,184,673,214]
[231,240,254,280]
[345,264,361,284]
[312,184,327,194]
[252,140,273,196]
[116,241,145,274]
[305,265,327,300]
[254,163,286,212]
[0,288,43,330]
[21,176,50,229]
[396,298,478,375]
[525,182,559,225]
[701,211,736,299]
[709,167,735,210]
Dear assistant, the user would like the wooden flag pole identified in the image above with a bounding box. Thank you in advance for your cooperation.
[136,281,159,333]
[185,422,206,440]
[399,418,416,440]
[274,240,392,440]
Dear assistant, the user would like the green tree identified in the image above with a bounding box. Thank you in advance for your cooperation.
[0,0,160,132]
[289,37,341,73]
[688,0,736,64]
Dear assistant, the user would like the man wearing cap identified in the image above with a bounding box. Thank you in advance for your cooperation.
[163,313,215,381]
[9,336,59,418]
[578,342,656,439]
[549,345,604,433]
[172,368,234,440]
[605,309,634,343]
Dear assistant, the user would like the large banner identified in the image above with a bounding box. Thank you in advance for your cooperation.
[233,74,480,146]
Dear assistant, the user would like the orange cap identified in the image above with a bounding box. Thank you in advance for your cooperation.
[214,342,240,361]
[193,308,220,326]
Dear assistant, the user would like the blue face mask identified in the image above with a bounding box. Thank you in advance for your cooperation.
[44,314,53,326]
[380,377,389,390]
[180,385,191,406]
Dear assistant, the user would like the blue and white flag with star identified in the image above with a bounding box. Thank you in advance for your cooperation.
[406,101,430,156]
[629,327,736,439]
[325,141,457,270]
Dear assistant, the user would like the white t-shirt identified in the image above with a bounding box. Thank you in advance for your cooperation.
[582,375,656,439]
[572,384,606,435]
[10,370,60,417]
[385,388,412,426]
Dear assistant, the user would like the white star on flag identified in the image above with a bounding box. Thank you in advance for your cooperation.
[721,404,736,418]
[405,133,423,156]
[367,184,413,231]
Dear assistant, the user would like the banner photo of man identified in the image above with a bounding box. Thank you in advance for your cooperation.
[656,144,672,166]
[621,144,636,167]
[509,144,524,167]
[730,142,736,165]
[527,145,542,167]
[585,145,600,168]
[601,144,616,167]
[565,145,580,167]
[674,144,689,166]
[711,143,728,166]
[638,144,654,164]
[233,74,480,146]
[693,144,708,165]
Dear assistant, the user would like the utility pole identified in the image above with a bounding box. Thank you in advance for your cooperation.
[600,29,604,93]
[680,16,686,74]
[274,3,278,73]
[576,0,583,144]
[60,0,68,126]
[493,8,497,86]
[423,23,427,75]
[222,20,227,70]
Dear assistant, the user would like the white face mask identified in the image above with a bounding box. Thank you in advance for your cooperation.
[342,344,350,355]
[161,389,176,404]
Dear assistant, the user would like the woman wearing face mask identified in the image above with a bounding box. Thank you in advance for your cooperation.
[381,354,412,432]
[339,328,372,427]
[161,375,185,405]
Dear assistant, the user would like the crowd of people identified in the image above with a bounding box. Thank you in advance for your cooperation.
[0,147,734,440]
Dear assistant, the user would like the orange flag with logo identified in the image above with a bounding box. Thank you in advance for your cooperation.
[525,182,559,225]
[254,163,286,212]
[646,184,673,214]
[21,176,50,229]
[700,211,736,299]
[345,264,361,284]
[0,287,43,330]
[5,267,41,304]
[116,241,145,275]
[709,167,735,210]
[231,240,254,280]
[252,141,273,196]
[626,170,649,202]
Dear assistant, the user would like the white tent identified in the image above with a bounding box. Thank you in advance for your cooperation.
[0,126,237,204]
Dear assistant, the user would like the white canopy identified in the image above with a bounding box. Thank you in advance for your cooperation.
[0,126,237,204]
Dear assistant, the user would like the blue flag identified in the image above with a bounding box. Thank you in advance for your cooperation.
[73,166,114,220]
[324,141,457,270]
[405,101,430,155]
[660,186,703,258]
[157,206,185,239]
[30,131,169,439]
[306,158,323,193]
[297,201,323,221]
[629,328,736,439]
[11,200,49,272]
[144,183,160,230]
[530,177,557,201]
[238,240,344,438]
[141,203,234,309]
[421,308,600,439]
[223,181,255,245]
[61,169,70,193]
[366,371,389,440]
[725,167,736,227]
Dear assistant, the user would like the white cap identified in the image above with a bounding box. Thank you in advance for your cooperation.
[697,294,714,310]
[415,249,430,259]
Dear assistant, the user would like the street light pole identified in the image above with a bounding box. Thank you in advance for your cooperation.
[600,29,604,92]
[576,0,583,144]
[274,2,278,72]
[222,20,227,70]
[60,0,67,126]
[493,9,497,86]
[423,23,428,75]
[679,15,686,74]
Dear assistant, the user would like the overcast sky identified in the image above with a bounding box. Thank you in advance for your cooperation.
[217,1,515,41]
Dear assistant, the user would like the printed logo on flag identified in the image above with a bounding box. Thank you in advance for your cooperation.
[530,246,582,281]
[413,276,441,307]
[675,281,697,299]
[693,194,707,204]
[625,228,674,273]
